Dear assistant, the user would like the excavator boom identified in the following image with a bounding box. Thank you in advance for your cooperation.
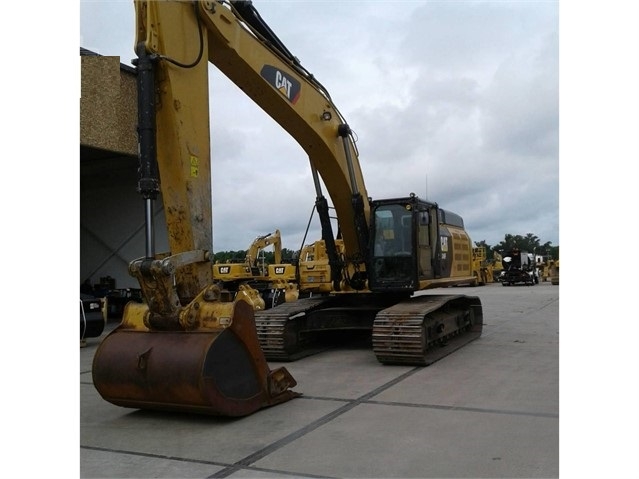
[246,230,282,266]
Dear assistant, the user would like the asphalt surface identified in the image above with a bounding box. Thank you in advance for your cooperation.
[80,281,559,478]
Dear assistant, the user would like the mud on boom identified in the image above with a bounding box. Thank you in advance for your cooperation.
[92,0,483,417]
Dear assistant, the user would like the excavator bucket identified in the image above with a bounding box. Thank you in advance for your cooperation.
[92,300,299,417]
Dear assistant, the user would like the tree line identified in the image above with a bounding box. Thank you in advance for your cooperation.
[474,233,559,261]
[213,248,298,265]
[214,233,559,265]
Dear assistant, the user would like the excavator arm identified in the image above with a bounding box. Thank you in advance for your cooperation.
[246,230,282,266]
[92,1,307,417]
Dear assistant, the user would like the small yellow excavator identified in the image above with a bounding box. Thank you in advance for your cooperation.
[212,229,298,307]
[92,0,483,417]
[213,230,282,283]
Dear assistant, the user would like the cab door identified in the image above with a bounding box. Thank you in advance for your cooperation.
[368,202,418,291]
[417,207,434,280]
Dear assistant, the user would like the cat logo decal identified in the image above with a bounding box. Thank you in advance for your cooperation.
[261,65,301,104]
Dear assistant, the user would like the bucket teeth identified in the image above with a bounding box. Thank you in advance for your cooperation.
[268,367,298,397]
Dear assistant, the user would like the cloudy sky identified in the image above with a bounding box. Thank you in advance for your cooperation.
[80,0,559,254]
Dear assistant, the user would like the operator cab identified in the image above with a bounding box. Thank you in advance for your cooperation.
[368,195,464,293]
[368,195,434,292]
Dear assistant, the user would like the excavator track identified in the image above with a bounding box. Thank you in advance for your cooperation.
[255,296,335,361]
[372,294,483,366]
[256,294,482,365]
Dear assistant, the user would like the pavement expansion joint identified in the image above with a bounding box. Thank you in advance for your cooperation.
[209,366,423,478]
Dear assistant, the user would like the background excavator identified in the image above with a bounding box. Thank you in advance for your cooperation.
[214,230,282,283]
[213,229,298,308]
[92,0,483,416]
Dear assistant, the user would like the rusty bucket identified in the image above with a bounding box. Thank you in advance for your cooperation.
[92,300,299,417]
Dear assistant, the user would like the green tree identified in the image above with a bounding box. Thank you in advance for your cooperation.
[213,247,299,265]
[491,233,558,258]
[540,242,559,260]
[213,250,246,263]
[497,234,533,252]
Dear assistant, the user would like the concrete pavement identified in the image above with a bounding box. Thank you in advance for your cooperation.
[80,281,559,478]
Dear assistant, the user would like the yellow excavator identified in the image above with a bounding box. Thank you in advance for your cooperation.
[213,229,298,307]
[92,0,483,416]
[213,230,282,282]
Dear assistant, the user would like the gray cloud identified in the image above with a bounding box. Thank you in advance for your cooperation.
[81,0,559,251]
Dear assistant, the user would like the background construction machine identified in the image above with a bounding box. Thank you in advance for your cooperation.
[492,251,504,281]
[471,246,496,285]
[295,238,345,294]
[538,257,559,284]
[499,248,540,286]
[213,230,298,308]
[548,259,559,285]
[92,0,483,416]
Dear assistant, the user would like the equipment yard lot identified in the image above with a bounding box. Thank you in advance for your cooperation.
[81,282,559,479]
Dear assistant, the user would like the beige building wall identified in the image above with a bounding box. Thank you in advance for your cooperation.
[80,50,168,294]
[80,54,137,155]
